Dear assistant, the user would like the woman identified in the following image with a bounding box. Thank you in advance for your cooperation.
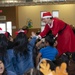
[0,60,16,75]
[0,30,16,73]
[38,12,75,56]
[13,30,37,75]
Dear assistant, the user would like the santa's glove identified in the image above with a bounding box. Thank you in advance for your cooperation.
[36,35,42,39]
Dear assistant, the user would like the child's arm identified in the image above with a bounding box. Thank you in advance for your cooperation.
[36,52,42,67]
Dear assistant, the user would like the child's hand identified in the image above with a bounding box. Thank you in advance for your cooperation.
[31,32,36,38]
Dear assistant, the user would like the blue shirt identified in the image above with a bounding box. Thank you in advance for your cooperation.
[4,49,16,73]
[40,46,58,61]
[14,37,36,75]
[7,71,17,75]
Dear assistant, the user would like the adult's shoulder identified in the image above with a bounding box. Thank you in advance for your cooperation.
[53,17,65,23]
[53,17,60,20]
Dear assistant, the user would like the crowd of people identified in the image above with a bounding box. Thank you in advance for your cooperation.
[0,29,59,75]
[0,12,75,75]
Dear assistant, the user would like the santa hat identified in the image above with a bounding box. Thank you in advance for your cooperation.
[0,28,5,34]
[15,29,27,35]
[0,28,10,38]
[42,12,52,18]
[0,28,2,30]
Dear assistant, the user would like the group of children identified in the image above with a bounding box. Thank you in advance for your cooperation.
[0,26,59,75]
[1,11,75,75]
[0,29,38,75]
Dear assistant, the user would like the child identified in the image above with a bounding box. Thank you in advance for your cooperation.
[13,30,37,75]
[0,30,16,73]
[0,60,16,75]
[36,33,58,66]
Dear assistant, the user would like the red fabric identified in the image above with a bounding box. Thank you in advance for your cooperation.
[0,28,2,30]
[5,32,8,38]
[40,18,75,56]
[43,12,52,17]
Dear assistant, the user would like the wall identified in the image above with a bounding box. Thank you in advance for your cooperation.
[18,4,75,29]
[0,4,74,37]
[0,6,18,38]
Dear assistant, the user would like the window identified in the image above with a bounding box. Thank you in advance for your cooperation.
[0,23,6,31]
[6,21,12,35]
[0,21,12,35]
[52,10,59,18]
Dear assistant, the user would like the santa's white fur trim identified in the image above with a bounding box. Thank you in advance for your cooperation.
[42,16,52,18]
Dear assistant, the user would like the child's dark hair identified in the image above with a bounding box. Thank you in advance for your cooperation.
[45,34,57,47]
[0,34,8,62]
[13,32,29,57]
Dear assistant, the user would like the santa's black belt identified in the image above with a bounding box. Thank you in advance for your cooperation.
[58,23,67,34]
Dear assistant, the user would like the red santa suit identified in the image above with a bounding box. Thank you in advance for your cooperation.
[39,12,75,56]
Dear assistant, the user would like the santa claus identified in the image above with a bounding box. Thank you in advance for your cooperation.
[38,12,75,56]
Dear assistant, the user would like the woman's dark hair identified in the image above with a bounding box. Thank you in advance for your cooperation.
[13,32,29,57]
[0,34,8,62]
[45,34,57,47]
[2,69,7,75]
[50,16,53,19]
